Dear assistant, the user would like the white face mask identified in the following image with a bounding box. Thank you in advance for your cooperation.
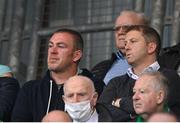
[64,100,94,122]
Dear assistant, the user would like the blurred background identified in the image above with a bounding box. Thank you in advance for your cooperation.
[0,0,179,85]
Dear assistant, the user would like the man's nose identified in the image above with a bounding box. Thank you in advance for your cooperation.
[133,92,139,101]
[71,95,79,103]
[50,46,58,53]
[125,42,130,50]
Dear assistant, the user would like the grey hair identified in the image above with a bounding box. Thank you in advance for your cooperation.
[140,71,169,102]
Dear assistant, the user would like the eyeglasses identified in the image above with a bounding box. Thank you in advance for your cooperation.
[113,25,133,32]
[114,25,147,32]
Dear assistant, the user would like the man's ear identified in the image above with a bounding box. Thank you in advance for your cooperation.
[73,50,82,62]
[92,92,98,106]
[156,90,165,104]
[147,42,157,54]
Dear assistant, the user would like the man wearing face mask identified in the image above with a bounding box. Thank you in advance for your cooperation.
[63,75,112,122]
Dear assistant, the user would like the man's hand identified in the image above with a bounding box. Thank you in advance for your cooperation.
[112,98,121,108]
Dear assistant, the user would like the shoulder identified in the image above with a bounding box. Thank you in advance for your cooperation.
[108,74,130,85]
[79,68,94,78]
[21,77,49,95]
[79,68,104,85]
[160,68,180,82]
[21,71,50,90]
[104,74,133,90]
[22,79,41,88]
[0,77,20,95]
[79,68,101,83]
[91,59,112,71]
[91,53,117,72]
[160,68,178,76]
[0,77,19,86]
[161,43,180,55]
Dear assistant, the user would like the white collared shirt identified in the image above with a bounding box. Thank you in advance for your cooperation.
[127,61,160,80]
[86,109,98,122]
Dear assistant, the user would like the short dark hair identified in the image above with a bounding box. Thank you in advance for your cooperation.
[126,25,161,56]
[52,28,84,52]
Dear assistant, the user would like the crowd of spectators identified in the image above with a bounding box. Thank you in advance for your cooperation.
[0,10,179,122]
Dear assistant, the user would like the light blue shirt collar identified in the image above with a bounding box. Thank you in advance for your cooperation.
[127,61,160,80]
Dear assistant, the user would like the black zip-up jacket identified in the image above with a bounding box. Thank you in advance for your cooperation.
[11,69,104,122]
[91,53,117,80]
[158,43,180,71]
[0,77,20,121]
[98,68,180,121]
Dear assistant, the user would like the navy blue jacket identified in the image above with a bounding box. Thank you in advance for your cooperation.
[0,77,19,121]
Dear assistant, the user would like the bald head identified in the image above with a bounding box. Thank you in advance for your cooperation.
[42,110,72,122]
[116,10,149,26]
[64,75,95,94]
[63,75,98,104]
[115,10,149,27]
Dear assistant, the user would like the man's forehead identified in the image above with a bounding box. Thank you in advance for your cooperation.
[116,15,139,25]
[135,76,154,88]
[50,32,74,41]
[65,76,91,86]
[125,30,143,40]
[126,30,141,35]
[65,79,89,89]
[64,76,94,92]
[65,85,89,94]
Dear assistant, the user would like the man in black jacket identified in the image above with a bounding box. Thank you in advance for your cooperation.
[11,28,104,121]
[0,65,20,121]
[91,10,149,85]
[98,26,180,121]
